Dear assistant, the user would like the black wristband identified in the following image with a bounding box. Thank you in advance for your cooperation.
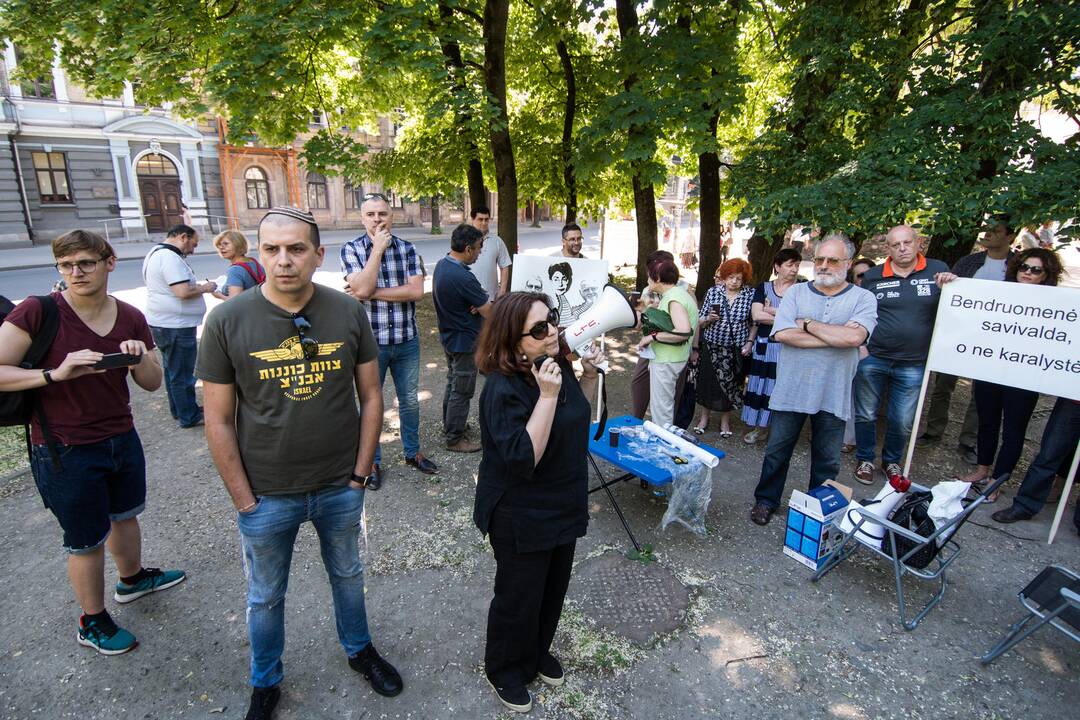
[43,369,55,384]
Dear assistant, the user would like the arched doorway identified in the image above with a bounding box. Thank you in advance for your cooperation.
[137,153,183,232]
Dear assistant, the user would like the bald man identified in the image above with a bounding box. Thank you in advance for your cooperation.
[851,225,950,485]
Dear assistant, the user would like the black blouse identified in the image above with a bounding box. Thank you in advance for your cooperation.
[474,357,591,553]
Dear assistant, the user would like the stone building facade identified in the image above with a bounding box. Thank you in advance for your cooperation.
[0,44,422,248]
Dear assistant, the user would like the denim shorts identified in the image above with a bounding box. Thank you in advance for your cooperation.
[31,428,147,554]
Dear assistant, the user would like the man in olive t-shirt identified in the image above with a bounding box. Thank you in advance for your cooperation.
[196,207,403,719]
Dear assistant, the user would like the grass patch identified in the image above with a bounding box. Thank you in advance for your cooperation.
[0,425,28,477]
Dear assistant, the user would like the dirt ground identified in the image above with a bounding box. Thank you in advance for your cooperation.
[0,293,1077,720]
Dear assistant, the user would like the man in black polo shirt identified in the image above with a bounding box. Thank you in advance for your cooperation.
[433,224,492,453]
[852,225,950,484]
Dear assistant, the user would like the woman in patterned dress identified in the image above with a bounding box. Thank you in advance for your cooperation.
[740,248,803,444]
[691,259,755,438]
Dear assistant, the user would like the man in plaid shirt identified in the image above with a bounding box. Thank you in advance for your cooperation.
[341,193,438,480]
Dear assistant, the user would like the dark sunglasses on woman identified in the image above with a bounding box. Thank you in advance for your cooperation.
[521,308,560,340]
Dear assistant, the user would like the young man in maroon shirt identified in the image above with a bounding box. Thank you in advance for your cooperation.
[0,230,186,655]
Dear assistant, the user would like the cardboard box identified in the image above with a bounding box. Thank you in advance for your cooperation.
[783,481,853,571]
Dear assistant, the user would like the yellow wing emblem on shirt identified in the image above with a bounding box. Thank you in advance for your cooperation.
[249,342,344,363]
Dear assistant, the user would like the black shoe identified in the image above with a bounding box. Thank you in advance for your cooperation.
[537,654,564,687]
[992,505,1034,524]
[486,676,532,713]
[372,463,383,486]
[245,686,281,720]
[958,444,978,465]
[750,502,774,526]
[914,434,939,448]
[349,643,403,697]
[405,452,438,475]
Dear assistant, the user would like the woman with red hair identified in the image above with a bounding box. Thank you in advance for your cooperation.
[692,259,755,437]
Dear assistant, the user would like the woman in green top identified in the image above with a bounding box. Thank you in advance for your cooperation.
[637,259,699,427]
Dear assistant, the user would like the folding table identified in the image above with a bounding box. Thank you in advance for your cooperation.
[587,415,726,550]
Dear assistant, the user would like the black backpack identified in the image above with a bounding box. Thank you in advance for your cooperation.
[0,295,62,468]
[888,490,939,569]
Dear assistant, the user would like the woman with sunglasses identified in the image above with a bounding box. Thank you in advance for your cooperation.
[472,292,603,713]
[691,258,755,438]
[939,247,1065,500]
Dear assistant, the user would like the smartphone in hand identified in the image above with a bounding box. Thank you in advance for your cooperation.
[93,353,142,370]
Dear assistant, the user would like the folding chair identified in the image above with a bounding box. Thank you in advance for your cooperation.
[981,565,1080,664]
[812,475,1008,630]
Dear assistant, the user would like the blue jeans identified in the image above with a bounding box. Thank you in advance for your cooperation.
[150,325,201,426]
[30,428,145,553]
[237,485,370,688]
[854,356,924,465]
[375,335,420,464]
[754,410,845,509]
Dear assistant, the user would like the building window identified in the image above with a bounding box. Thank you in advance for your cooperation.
[307,172,328,210]
[344,181,364,209]
[311,110,324,127]
[32,152,72,203]
[136,153,179,176]
[13,46,56,99]
[245,167,270,209]
[385,188,404,208]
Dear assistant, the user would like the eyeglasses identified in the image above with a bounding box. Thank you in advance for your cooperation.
[1017,263,1046,275]
[55,258,105,275]
[291,315,320,360]
[521,308,560,340]
[813,256,847,267]
[361,192,388,203]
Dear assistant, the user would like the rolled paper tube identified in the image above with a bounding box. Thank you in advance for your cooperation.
[642,420,721,468]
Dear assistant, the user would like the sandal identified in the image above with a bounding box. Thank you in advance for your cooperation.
[719,430,734,438]
[692,426,706,436]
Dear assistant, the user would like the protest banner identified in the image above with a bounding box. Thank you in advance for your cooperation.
[510,255,610,325]
[926,278,1080,399]
[906,278,1080,543]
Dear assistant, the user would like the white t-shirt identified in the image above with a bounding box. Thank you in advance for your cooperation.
[469,233,512,301]
[973,256,1007,281]
[142,245,206,328]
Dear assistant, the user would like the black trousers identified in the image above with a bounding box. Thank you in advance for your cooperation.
[484,508,576,688]
[972,380,1038,478]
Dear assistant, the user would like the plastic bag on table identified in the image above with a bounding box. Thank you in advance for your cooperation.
[659,462,713,537]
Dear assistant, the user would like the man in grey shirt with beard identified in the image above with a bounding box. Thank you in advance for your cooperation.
[750,233,878,526]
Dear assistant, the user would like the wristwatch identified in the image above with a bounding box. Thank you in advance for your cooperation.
[42,369,55,384]
[352,471,381,491]
[802,319,812,332]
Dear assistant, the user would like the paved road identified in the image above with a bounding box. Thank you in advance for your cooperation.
[0,224,597,301]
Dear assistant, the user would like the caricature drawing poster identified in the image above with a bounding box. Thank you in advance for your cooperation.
[510,255,610,325]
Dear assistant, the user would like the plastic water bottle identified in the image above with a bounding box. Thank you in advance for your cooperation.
[664,424,701,446]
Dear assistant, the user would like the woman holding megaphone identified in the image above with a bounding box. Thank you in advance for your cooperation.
[472,292,603,713]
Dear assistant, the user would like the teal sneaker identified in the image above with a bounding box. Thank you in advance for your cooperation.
[78,613,137,655]
[114,567,187,604]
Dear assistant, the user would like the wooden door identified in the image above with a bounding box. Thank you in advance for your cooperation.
[139,178,184,232]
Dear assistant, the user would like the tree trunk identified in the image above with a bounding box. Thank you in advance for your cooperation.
[466,159,486,209]
[696,112,722,305]
[430,194,442,234]
[748,232,785,285]
[439,3,488,210]
[530,200,542,227]
[616,0,657,290]
[556,38,577,222]
[484,0,518,254]
[632,177,658,290]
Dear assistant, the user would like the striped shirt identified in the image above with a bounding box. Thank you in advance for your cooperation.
[340,233,421,345]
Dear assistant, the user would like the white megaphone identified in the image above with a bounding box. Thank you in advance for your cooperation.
[561,284,638,363]
[838,474,911,549]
